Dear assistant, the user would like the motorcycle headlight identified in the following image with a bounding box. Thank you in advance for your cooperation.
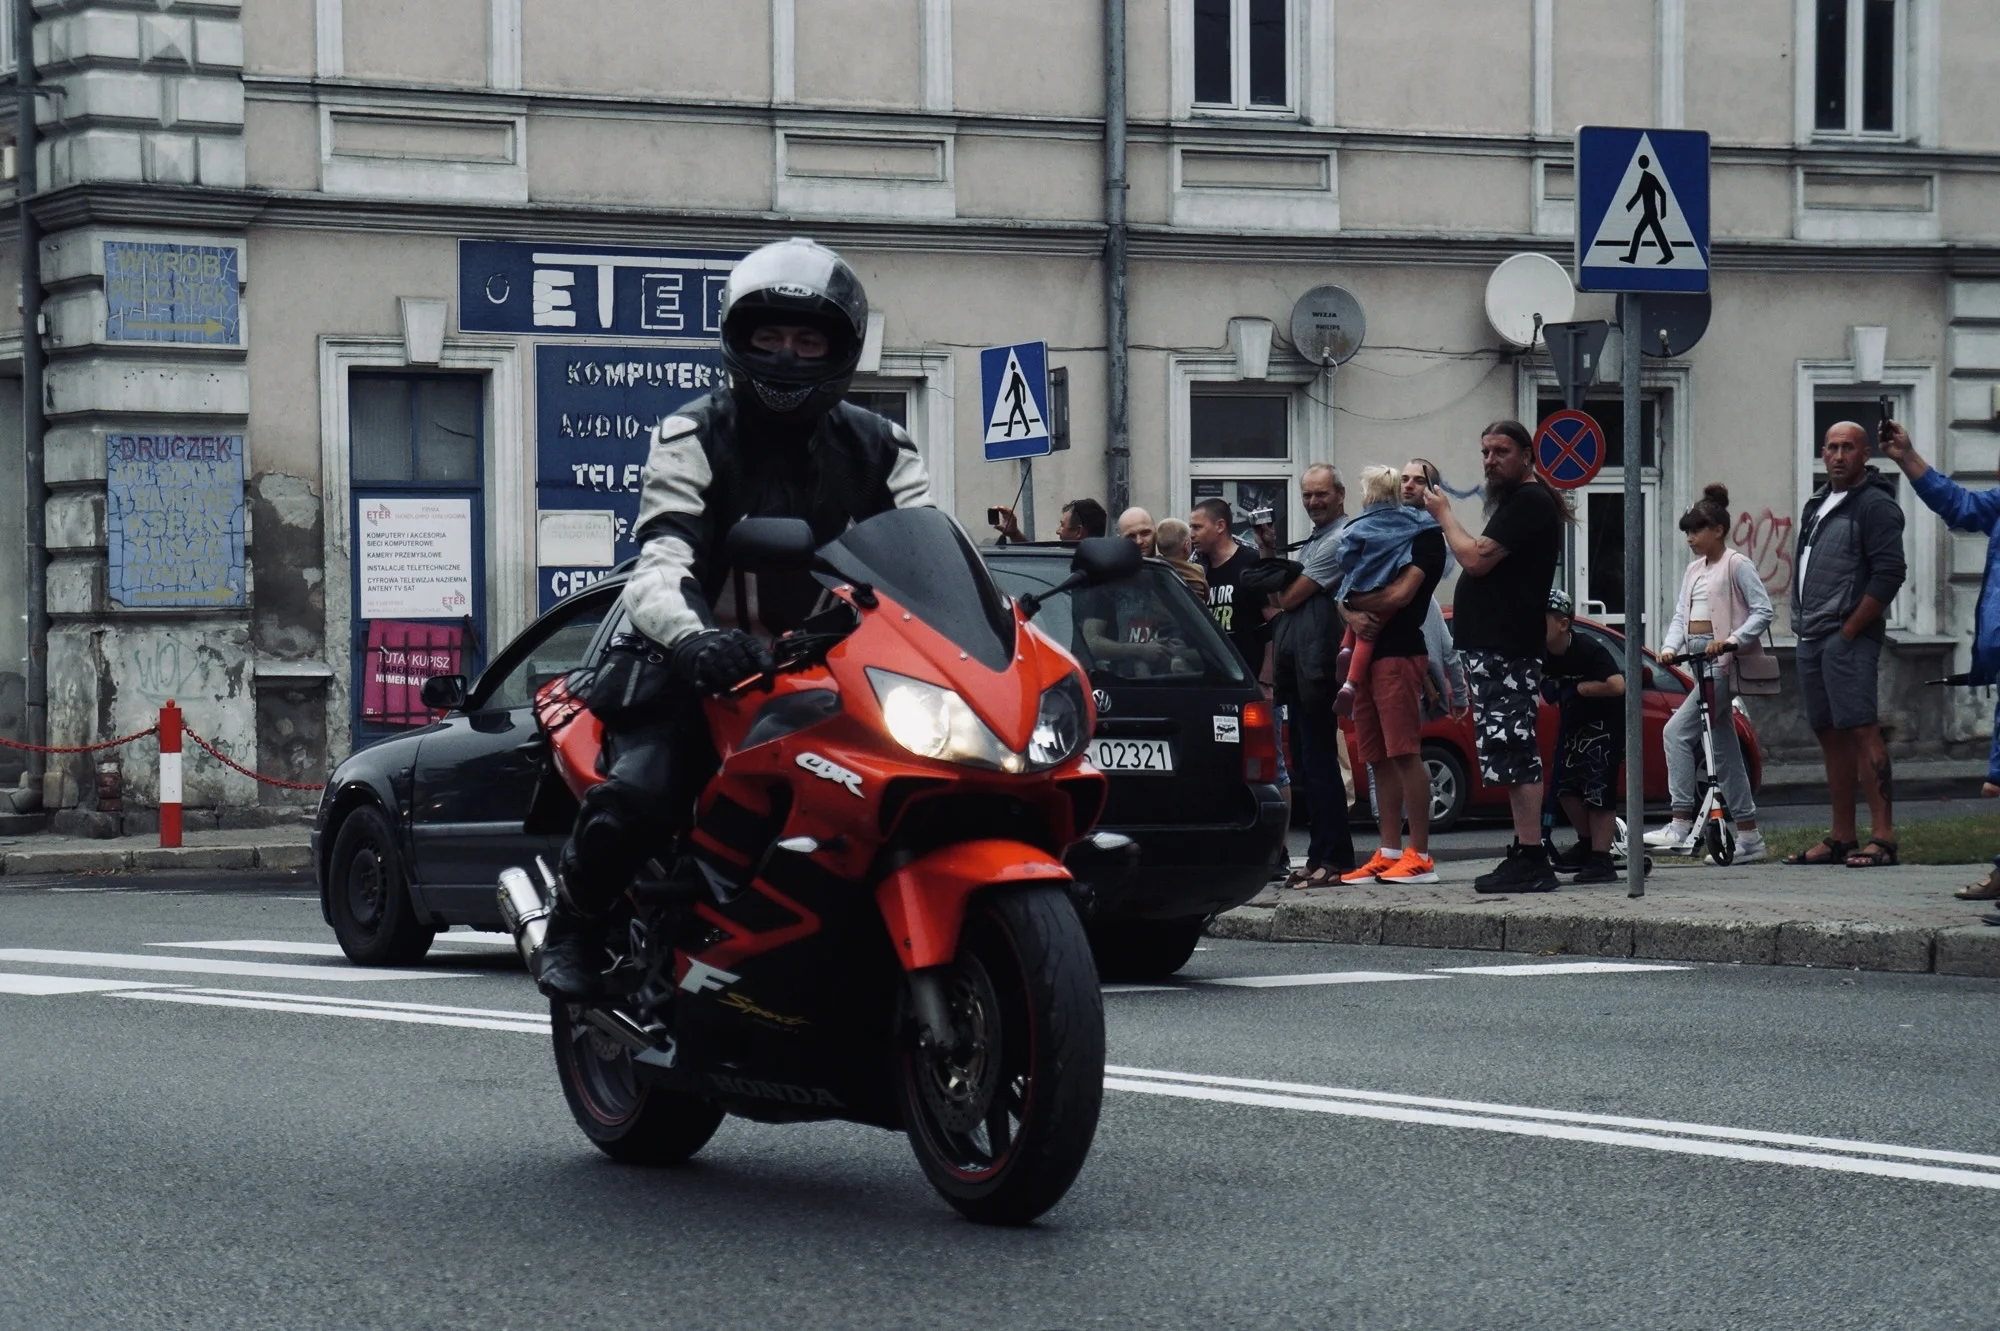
[867,668,1023,774]
[1028,675,1087,770]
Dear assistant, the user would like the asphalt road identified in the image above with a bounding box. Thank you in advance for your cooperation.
[2,872,1996,1330]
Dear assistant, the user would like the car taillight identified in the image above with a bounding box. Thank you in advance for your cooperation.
[1242,699,1278,783]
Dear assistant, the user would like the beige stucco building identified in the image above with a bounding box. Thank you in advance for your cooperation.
[3,0,1997,822]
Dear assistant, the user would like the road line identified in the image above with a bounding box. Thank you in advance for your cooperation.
[109,991,549,1033]
[1107,1066,2000,1172]
[1101,984,1189,994]
[176,988,548,1021]
[0,949,466,983]
[1201,971,1446,988]
[0,973,182,996]
[1431,962,1691,976]
[149,939,512,958]
[1104,1077,2000,1191]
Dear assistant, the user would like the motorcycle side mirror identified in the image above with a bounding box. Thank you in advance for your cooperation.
[1072,536,1143,583]
[421,674,467,711]
[726,517,818,573]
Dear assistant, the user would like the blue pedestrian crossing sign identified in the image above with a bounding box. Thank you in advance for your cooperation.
[1574,126,1710,294]
[980,340,1052,462]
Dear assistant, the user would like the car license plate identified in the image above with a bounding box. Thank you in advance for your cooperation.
[1088,738,1174,773]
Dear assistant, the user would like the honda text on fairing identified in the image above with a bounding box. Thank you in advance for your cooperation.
[502,508,1140,1225]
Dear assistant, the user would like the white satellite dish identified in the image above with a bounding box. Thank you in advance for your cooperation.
[1485,253,1576,349]
[1289,285,1366,367]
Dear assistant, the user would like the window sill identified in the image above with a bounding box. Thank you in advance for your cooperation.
[1187,105,1304,123]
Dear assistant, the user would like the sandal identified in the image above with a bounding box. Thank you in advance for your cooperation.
[1283,862,1316,888]
[1845,839,1899,868]
[1295,865,1339,889]
[1955,868,2000,901]
[1781,837,1856,867]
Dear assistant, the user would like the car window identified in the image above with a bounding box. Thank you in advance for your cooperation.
[474,590,618,712]
[1573,623,1685,699]
[987,557,1247,686]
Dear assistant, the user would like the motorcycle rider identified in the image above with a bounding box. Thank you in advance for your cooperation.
[537,237,935,999]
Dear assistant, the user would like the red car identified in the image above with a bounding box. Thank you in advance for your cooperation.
[1340,614,1764,831]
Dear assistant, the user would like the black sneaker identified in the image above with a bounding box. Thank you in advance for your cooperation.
[1549,840,1590,873]
[1573,851,1618,885]
[1475,842,1559,894]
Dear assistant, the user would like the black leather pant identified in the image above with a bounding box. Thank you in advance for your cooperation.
[558,692,717,916]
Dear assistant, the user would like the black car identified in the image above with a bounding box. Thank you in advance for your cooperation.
[314,551,1285,980]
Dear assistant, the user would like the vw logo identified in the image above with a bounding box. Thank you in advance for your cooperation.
[1092,688,1113,714]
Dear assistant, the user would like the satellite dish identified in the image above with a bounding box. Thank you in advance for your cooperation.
[1485,253,1576,348]
[1289,285,1366,366]
[1636,291,1712,358]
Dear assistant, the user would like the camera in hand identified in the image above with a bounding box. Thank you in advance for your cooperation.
[1246,506,1274,527]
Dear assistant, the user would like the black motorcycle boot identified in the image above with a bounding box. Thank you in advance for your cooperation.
[535,898,608,1000]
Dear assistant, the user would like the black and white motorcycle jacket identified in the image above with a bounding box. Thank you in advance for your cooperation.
[621,391,934,648]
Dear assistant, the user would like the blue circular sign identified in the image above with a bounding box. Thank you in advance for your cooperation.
[1535,410,1607,489]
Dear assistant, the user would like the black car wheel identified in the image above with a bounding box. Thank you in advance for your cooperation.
[327,805,436,966]
[1422,742,1470,833]
[1089,916,1207,982]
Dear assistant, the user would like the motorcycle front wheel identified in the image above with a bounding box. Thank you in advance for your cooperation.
[901,884,1105,1226]
[551,1001,723,1166]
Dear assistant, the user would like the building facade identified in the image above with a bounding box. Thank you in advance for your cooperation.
[6,0,1998,820]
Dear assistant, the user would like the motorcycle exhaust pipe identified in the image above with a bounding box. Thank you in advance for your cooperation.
[497,865,550,971]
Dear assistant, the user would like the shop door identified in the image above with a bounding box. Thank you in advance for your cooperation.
[350,373,487,745]
[1539,392,1663,633]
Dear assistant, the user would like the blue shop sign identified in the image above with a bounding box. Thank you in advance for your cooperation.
[104,241,241,345]
[461,240,744,340]
[105,433,247,608]
[535,345,723,611]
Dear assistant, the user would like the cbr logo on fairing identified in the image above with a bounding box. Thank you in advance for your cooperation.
[679,958,741,994]
[708,1073,844,1107]
[797,752,864,797]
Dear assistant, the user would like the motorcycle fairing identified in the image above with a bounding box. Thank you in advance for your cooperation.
[876,839,1072,971]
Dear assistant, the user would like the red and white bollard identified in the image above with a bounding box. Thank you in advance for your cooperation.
[158,700,182,849]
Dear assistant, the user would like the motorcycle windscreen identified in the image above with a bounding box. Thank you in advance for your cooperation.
[817,507,1017,671]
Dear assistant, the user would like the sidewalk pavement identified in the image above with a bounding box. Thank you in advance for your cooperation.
[1212,859,2000,979]
[0,825,313,878]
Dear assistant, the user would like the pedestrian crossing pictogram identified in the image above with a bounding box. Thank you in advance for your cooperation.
[1583,134,1705,274]
[1574,126,1710,294]
[979,340,1054,461]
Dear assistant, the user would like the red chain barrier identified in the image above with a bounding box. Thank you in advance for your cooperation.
[0,726,159,755]
[180,721,327,792]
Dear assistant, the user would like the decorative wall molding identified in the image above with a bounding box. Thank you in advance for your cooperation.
[919,0,951,112]
[771,0,795,104]
[1656,0,1684,128]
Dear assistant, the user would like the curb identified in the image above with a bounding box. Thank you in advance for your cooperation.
[1,843,312,878]
[1208,898,2000,979]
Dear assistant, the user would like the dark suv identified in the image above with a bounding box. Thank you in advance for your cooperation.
[314,552,1285,981]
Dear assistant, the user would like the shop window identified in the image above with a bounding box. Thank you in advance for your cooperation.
[1189,388,1295,549]
[1192,0,1291,112]
[351,374,481,484]
[1805,393,1919,630]
[1815,0,1903,137]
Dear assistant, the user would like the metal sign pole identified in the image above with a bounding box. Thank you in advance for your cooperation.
[1622,292,1646,899]
[1020,458,1036,541]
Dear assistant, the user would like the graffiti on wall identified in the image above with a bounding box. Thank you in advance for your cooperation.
[1732,509,1795,597]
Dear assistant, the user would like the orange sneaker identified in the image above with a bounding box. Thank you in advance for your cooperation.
[1341,849,1400,885]
[1377,849,1439,884]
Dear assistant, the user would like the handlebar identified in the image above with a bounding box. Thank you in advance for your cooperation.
[1660,641,1738,667]
[725,630,852,696]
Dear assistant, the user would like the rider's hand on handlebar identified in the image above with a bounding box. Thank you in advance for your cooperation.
[677,629,775,695]
[1704,640,1730,659]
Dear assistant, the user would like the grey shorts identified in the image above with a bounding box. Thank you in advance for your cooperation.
[1795,632,1882,731]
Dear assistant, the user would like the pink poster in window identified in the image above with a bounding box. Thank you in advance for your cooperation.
[362,620,464,727]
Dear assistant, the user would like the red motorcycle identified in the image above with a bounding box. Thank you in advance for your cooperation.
[504,506,1139,1225]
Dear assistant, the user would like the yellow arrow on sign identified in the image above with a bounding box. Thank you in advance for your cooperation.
[122,318,229,336]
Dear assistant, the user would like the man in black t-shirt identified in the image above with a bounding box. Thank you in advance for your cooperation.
[1423,420,1565,893]
[1542,588,1626,884]
[1189,499,1269,674]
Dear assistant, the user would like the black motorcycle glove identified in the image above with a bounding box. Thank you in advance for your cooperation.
[675,629,775,695]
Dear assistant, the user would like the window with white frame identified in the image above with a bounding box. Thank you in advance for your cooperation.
[1805,389,1922,630]
[1814,0,1904,137]
[1188,388,1298,549]
[1192,0,1292,113]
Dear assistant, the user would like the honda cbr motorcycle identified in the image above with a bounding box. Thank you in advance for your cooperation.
[501,506,1139,1225]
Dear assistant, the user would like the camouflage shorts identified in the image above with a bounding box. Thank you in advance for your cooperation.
[1462,650,1544,786]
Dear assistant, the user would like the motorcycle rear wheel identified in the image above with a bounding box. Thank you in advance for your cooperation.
[900,884,1105,1226]
[550,1001,723,1166]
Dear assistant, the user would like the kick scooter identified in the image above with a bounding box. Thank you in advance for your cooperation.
[1656,642,1739,865]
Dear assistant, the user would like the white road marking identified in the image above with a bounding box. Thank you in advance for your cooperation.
[0,949,465,983]
[148,939,510,958]
[1431,962,1690,976]
[1107,1066,2000,1185]
[179,988,547,1021]
[110,990,549,1034]
[1101,984,1189,994]
[1202,971,1446,988]
[440,931,519,947]
[0,973,180,996]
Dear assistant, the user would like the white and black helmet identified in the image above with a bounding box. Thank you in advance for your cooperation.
[720,237,868,422]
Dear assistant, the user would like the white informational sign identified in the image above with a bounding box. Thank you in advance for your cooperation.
[538,509,618,568]
[357,497,475,618]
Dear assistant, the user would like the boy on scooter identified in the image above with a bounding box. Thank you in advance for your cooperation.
[1542,589,1627,884]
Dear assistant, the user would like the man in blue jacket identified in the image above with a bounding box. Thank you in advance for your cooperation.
[1880,420,2000,908]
